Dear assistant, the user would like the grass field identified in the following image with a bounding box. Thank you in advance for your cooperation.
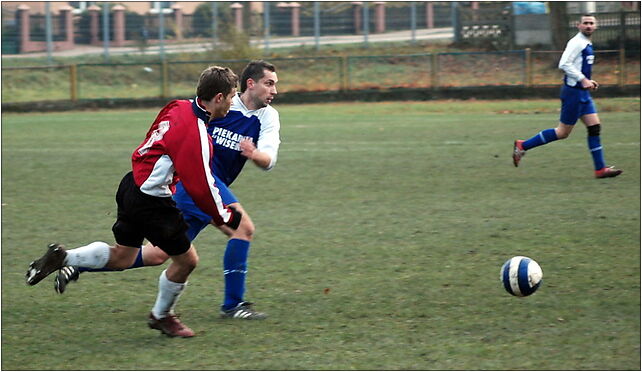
[2,98,640,370]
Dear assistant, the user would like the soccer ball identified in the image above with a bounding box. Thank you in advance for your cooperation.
[500,256,543,297]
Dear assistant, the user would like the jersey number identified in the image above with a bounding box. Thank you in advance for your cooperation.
[138,120,170,155]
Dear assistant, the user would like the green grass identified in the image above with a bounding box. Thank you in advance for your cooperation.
[2,99,640,370]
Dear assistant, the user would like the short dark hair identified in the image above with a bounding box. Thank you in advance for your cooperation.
[240,60,276,93]
[196,66,238,101]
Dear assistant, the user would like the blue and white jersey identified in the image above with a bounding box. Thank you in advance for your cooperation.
[558,32,594,88]
[207,93,281,186]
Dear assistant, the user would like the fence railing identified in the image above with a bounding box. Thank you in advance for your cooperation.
[1,49,639,104]
[2,2,456,56]
[455,9,641,50]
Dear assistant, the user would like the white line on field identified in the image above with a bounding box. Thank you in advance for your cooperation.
[279,142,641,151]
[3,142,639,153]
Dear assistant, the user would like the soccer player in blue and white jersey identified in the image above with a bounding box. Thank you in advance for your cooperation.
[512,14,622,179]
[55,61,281,320]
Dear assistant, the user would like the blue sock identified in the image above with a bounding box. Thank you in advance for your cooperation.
[222,239,250,311]
[588,135,606,170]
[522,128,558,151]
[77,249,145,273]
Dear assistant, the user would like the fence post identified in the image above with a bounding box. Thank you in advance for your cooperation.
[524,48,532,87]
[102,3,110,62]
[618,48,626,87]
[161,61,170,98]
[451,3,460,43]
[45,2,53,64]
[340,56,349,91]
[313,2,320,50]
[231,3,244,31]
[619,10,626,50]
[69,64,78,101]
[410,2,417,44]
[426,2,434,29]
[88,5,101,45]
[471,1,479,22]
[60,6,74,47]
[112,5,125,47]
[17,4,30,54]
[291,3,301,37]
[362,2,369,47]
[352,2,362,34]
[508,9,516,50]
[172,4,184,40]
[374,2,385,34]
[430,53,439,88]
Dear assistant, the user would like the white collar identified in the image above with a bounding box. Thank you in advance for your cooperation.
[235,92,271,113]
[194,96,210,115]
[577,32,592,44]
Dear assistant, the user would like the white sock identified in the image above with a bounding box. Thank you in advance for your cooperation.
[151,269,187,319]
[64,241,110,268]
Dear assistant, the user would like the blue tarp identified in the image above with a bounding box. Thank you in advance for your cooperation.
[512,2,547,15]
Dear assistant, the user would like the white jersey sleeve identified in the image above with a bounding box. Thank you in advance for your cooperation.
[558,33,589,86]
[255,106,281,170]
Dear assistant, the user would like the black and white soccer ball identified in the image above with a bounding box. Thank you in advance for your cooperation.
[500,256,543,297]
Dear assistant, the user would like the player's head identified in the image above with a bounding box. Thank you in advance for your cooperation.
[197,65,238,119]
[240,60,278,109]
[578,14,597,37]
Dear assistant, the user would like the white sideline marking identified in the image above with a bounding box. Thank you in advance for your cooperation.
[5,142,640,153]
[279,142,641,152]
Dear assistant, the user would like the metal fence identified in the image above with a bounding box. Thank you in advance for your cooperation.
[3,2,639,58]
[456,8,641,50]
[28,14,67,42]
[2,49,639,104]
[1,7,18,54]
[578,11,642,49]
[1,2,456,56]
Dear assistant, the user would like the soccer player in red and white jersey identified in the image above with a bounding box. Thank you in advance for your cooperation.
[54,61,281,321]
[25,66,241,338]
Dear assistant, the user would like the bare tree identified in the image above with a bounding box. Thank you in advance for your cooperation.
[549,2,569,50]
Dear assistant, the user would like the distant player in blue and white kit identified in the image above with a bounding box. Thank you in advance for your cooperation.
[513,14,622,178]
[55,61,281,320]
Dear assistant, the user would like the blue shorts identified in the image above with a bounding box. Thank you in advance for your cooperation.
[173,175,238,241]
[559,85,597,125]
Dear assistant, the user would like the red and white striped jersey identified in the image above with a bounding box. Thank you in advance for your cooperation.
[131,99,231,226]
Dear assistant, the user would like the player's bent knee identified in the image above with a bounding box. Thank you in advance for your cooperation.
[109,245,140,269]
[147,251,169,266]
[236,217,255,241]
[243,218,256,237]
[555,130,571,139]
[555,123,574,139]
[587,124,601,136]
[185,248,199,269]
[172,247,199,272]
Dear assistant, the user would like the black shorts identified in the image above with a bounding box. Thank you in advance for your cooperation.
[111,172,191,256]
